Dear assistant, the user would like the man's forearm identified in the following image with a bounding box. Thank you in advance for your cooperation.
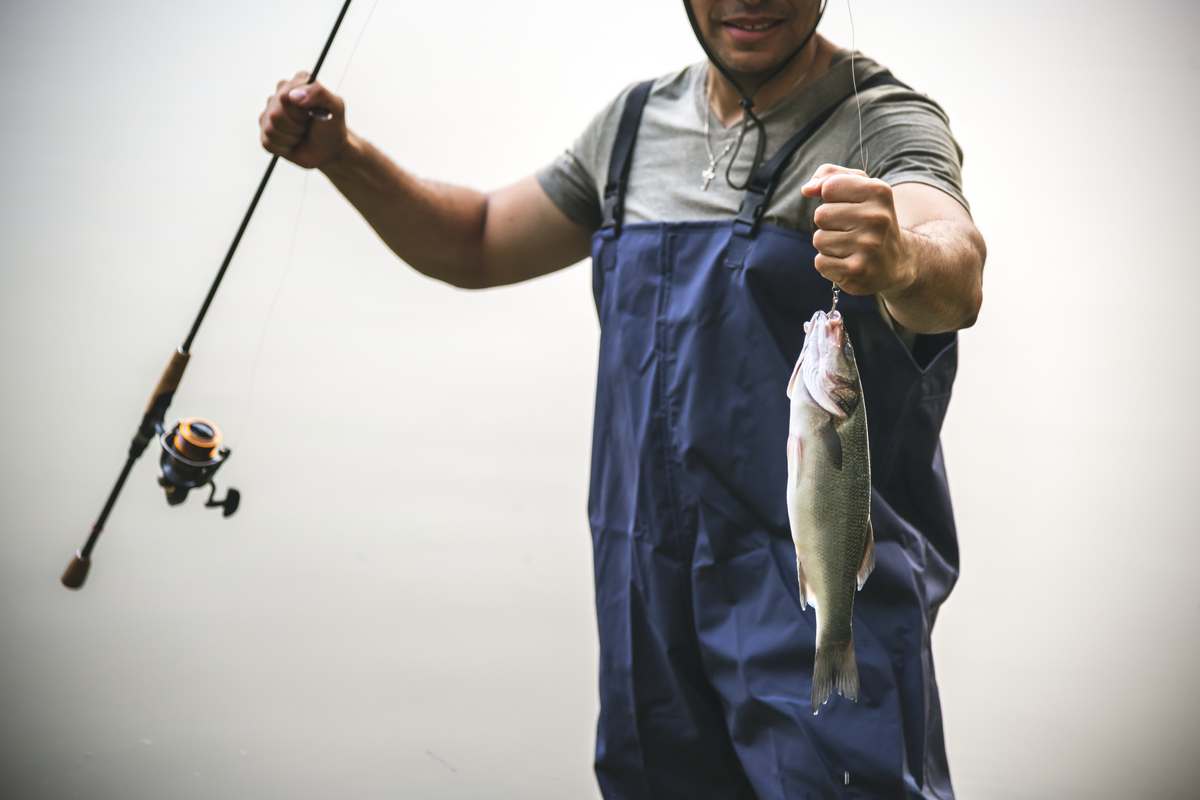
[881,220,986,334]
[320,132,488,288]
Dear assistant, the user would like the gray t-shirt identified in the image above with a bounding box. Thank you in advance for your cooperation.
[536,49,968,348]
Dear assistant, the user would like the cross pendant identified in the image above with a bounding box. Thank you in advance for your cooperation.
[701,166,716,191]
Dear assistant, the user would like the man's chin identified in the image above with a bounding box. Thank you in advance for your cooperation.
[716,51,792,81]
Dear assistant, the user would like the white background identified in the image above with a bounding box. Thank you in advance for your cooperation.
[2,1,1197,797]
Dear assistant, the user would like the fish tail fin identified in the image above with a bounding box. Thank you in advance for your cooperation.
[811,638,859,715]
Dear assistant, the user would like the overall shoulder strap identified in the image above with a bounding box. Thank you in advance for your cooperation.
[731,71,910,243]
[601,80,656,236]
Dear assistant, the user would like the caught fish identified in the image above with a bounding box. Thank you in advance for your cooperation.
[785,309,875,714]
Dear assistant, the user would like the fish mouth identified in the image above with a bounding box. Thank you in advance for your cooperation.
[800,309,859,418]
[804,310,845,347]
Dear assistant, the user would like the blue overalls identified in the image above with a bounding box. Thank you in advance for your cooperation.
[586,72,961,799]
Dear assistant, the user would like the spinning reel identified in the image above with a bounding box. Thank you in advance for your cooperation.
[158,417,240,515]
[60,347,249,589]
[59,0,354,590]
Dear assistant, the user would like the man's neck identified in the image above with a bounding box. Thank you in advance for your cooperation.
[706,35,837,127]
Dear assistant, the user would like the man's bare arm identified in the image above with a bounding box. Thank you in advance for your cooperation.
[322,136,592,288]
[260,74,592,289]
[883,183,986,332]
[802,164,986,334]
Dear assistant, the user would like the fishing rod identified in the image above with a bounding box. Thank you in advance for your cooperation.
[60,0,354,590]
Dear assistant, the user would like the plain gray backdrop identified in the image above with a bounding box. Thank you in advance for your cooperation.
[2,1,1198,798]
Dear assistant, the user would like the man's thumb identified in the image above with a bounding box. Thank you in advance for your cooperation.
[283,82,341,122]
[286,85,314,105]
[284,83,334,110]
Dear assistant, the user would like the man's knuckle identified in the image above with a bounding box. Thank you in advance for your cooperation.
[860,209,885,229]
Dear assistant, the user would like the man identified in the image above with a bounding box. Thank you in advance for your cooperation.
[260,1,984,797]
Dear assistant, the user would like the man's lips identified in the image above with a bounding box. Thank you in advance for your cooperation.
[721,17,785,43]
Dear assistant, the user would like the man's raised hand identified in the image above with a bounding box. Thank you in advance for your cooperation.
[259,72,349,170]
[800,163,916,297]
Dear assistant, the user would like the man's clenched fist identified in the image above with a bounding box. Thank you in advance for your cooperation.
[259,71,349,169]
[800,163,915,297]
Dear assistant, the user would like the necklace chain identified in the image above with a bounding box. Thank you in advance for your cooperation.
[700,43,821,191]
[701,104,738,191]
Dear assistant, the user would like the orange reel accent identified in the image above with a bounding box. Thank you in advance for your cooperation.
[173,417,223,462]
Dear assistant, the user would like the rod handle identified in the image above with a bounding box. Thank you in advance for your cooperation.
[61,551,91,589]
[145,349,191,416]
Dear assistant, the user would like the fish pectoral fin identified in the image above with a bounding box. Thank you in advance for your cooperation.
[787,435,804,487]
[856,518,876,591]
[786,352,805,400]
[819,417,843,471]
[796,558,815,611]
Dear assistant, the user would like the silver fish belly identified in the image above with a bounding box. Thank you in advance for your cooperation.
[785,309,875,714]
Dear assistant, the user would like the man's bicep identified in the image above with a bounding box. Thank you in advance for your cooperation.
[479,175,594,288]
[892,182,986,263]
[892,182,971,229]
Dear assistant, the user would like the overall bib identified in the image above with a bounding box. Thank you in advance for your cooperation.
[586,73,960,800]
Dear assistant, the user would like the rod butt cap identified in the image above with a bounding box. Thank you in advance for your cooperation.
[61,552,91,589]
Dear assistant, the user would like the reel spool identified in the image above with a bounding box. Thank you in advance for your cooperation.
[158,417,240,516]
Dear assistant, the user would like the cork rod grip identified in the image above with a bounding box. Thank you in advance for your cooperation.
[145,349,191,415]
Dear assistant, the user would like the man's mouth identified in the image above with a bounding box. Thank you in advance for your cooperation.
[720,16,785,44]
[722,18,784,33]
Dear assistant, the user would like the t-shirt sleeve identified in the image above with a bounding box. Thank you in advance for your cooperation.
[536,83,638,232]
[855,84,970,213]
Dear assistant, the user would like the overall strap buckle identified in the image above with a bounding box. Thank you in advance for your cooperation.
[725,70,909,269]
[600,80,656,237]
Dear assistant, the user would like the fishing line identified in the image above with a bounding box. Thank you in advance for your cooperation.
[334,0,382,89]
[239,0,382,432]
[846,0,868,173]
[831,0,866,313]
